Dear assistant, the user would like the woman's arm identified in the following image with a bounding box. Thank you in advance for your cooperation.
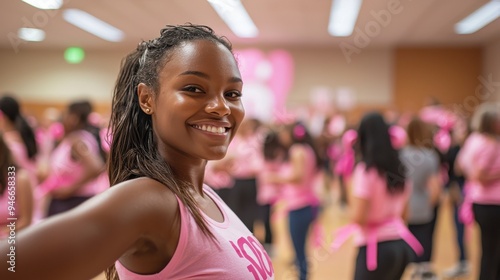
[266,145,306,185]
[427,173,442,206]
[350,195,370,226]
[402,201,410,223]
[0,177,176,280]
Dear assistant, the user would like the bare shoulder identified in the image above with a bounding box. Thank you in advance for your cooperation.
[72,177,179,233]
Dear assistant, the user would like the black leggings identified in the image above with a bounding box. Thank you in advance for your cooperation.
[473,203,500,280]
[354,239,412,280]
[231,178,258,233]
[408,221,434,263]
[259,203,273,244]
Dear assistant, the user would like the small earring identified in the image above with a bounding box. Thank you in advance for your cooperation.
[145,108,151,114]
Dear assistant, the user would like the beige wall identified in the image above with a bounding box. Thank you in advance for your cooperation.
[286,47,393,107]
[483,37,500,101]
[0,45,490,122]
[0,49,128,103]
[0,47,393,118]
[393,47,483,114]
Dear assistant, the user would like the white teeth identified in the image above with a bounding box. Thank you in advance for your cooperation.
[193,124,227,134]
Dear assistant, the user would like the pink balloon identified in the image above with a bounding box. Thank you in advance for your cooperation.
[49,122,64,140]
[267,50,294,114]
[342,129,358,149]
[388,126,407,149]
[434,129,451,153]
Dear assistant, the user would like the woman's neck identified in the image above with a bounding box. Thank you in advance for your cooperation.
[164,154,207,194]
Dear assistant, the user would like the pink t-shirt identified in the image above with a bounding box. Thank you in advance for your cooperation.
[458,132,500,205]
[352,163,410,245]
[256,161,282,205]
[281,144,320,211]
[226,135,264,179]
[116,185,274,280]
[204,161,234,190]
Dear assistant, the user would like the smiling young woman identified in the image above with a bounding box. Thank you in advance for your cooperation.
[0,24,274,280]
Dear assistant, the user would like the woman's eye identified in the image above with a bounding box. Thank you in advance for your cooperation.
[226,91,242,99]
[183,86,203,93]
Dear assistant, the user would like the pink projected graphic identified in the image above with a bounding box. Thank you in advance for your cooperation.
[234,49,294,122]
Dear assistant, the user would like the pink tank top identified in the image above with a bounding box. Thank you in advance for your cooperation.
[226,135,263,179]
[38,130,103,197]
[331,163,423,271]
[458,133,500,204]
[116,185,275,280]
[281,144,320,211]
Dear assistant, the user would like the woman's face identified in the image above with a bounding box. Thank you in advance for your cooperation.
[277,126,292,147]
[494,114,500,136]
[61,111,78,134]
[148,40,245,162]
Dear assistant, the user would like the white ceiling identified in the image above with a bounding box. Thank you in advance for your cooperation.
[1,0,499,52]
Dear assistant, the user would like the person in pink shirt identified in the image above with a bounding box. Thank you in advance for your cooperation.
[0,134,33,239]
[0,95,38,187]
[222,118,264,233]
[265,121,321,280]
[342,112,421,280]
[39,100,106,217]
[258,128,287,255]
[0,96,41,224]
[457,102,500,280]
[0,24,273,280]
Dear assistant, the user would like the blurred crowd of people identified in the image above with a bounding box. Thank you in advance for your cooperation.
[1,92,499,280]
[0,95,110,232]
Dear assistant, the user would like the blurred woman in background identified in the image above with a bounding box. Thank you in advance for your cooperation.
[223,118,264,233]
[338,112,421,280]
[265,121,322,280]
[457,102,500,280]
[0,133,33,238]
[39,100,106,217]
[400,117,442,280]
[0,95,41,223]
[0,95,39,186]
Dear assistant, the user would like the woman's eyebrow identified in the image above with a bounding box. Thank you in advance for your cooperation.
[180,70,210,79]
[180,70,242,83]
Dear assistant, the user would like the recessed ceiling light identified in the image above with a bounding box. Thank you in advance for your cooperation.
[208,0,259,38]
[18,27,45,42]
[328,0,363,37]
[455,0,500,34]
[63,9,124,42]
[22,0,62,10]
